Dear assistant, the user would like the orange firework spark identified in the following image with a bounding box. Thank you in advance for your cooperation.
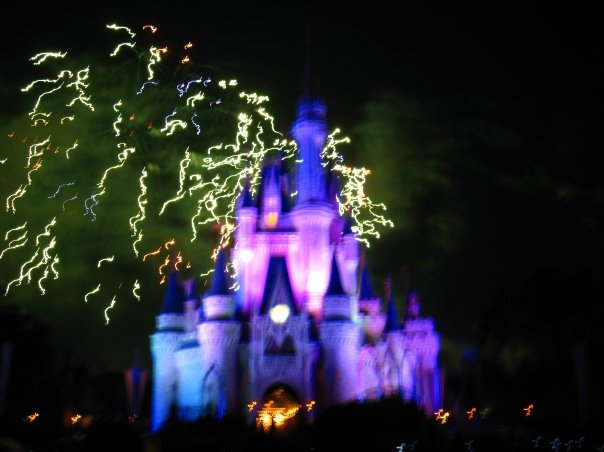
[143,24,158,33]
[523,404,534,417]
[142,246,161,261]
[25,412,39,422]
[434,408,450,425]
[174,251,183,270]
[466,407,477,420]
[184,41,193,49]
[158,255,170,275]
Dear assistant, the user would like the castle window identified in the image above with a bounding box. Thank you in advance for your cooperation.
[266,211,278,227]
[269,304,290,324]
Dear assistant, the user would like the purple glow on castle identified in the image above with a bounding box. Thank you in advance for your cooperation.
[150,96,441,431]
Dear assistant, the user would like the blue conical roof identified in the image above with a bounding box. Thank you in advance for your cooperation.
[359,264,376,299]
[160,270,185,314]
[205,249,230,296]
[384,292,402,332]
[326,254,346,296]
[259,256,298,315]
[241,179,256,208]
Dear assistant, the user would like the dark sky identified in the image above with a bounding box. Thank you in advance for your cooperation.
[0,5,602,372]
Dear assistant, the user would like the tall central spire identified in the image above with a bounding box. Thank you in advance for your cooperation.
[291,33,327,205]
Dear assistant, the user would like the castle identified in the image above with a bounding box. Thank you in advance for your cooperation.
[150,96,441,431]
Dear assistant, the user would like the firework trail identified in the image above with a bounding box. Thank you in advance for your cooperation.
[0,22,391,323]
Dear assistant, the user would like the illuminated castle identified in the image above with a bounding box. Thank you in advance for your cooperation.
[150,96,441,431]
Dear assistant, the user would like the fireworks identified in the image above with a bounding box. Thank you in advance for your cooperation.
[0,22,392,324]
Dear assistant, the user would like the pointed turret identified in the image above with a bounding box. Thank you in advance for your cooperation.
[206,249,230,296]
[197,248,240,418]
[161,270,185,315]
[383,276,401,332]
[202,248,236,320]
[326,253,345,296]
[384,292,402,332]
[151,269,186,431]
[359,264,375,300]
[258,256,298,315]
[323,253,354,321]
[240,179,256,208]
[319,254,361,405]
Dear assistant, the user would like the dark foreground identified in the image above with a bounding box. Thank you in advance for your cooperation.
[1,400,600,452]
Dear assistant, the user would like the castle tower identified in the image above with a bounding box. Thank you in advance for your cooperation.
[233,180,258,314]
[174,278,203,421]
[337,217,360,297]
[150,270,185,431]
[402,291,441,414]
[197,249,241,417]
[291,98,327,204]
[290,98,335,317]
[383,285,406,399]
[319,255,361,405]
[260,163,282,229]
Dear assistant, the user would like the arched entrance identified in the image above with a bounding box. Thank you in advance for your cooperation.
[256,384,303,433]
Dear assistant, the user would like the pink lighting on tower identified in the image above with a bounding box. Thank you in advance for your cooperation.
[149,94,442,431]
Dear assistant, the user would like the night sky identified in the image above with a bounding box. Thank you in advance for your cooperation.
[0,3,602,409]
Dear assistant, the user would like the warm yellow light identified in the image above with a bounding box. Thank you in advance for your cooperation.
[269,304,290,324]
[434,408,450,424]
[266,212,278,227]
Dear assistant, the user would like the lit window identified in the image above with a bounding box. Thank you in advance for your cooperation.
[266,212,278,227]
[269,304,290,324]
